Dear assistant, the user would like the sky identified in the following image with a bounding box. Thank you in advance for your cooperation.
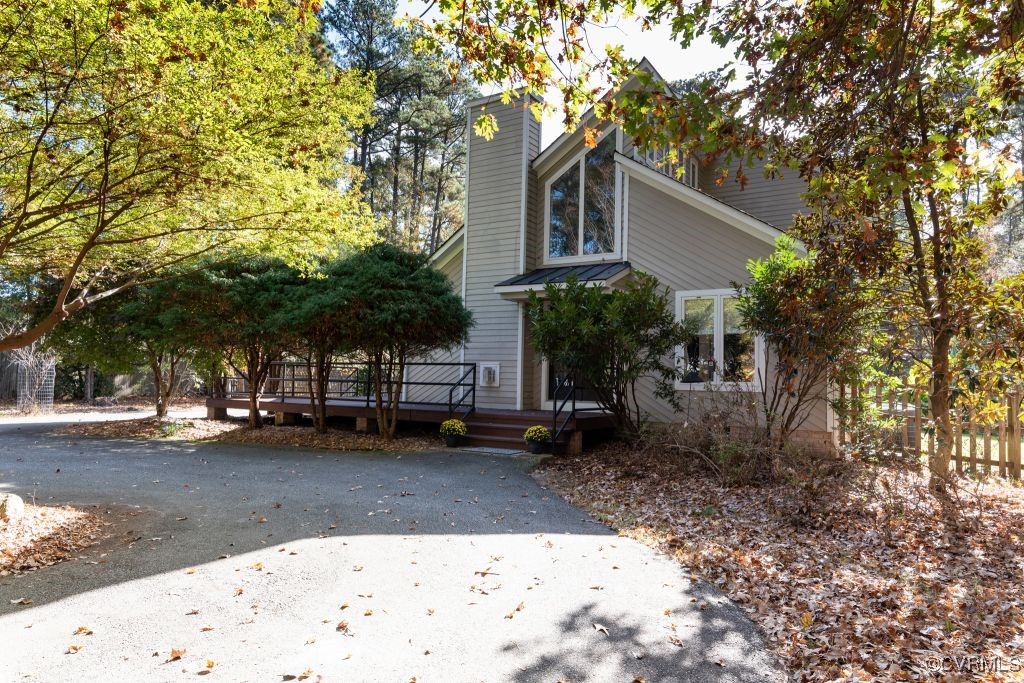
[396,1,735,147]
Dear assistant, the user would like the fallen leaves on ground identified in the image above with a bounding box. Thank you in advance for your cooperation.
[536,448,1024,681]
[1,504,105,576]
[167,648,186,662]
[56,417,442,452]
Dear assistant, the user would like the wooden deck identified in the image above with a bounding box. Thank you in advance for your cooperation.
[205,396,614,452]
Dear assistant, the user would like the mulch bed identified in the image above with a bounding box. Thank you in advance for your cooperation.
[56,417,443,452]
[535,446,1024,681]
[1,505,107,577]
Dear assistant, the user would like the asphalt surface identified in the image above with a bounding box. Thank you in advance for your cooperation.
[0,416,783,682]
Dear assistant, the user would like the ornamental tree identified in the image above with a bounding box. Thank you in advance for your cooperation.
[416,0,1023,492]
[736,236,874,447]
[44,277,196,416]
[525,273,693,437]
[183,257,301,429]
[284,260,357,433]
[334,244,473,440]
[0,0,376,352]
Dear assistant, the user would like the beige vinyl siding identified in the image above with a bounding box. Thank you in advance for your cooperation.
[625,178,830,435]
[462,96,540,409]
[405,250,467,405]
[702,157,808,229]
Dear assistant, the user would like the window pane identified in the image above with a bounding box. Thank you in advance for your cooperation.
[722,297,754,382]
[582,134,616,255]
[680,298,715,383]
[549,163,580,258]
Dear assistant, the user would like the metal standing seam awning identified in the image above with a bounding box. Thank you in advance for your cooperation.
[493,261,631,299]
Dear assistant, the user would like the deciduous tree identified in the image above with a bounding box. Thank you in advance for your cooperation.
[417,0,1024,491]
[0,0,376,351]
[335,244,472,439]
[184,257,301,429]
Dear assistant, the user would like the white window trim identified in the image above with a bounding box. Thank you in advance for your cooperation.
[539,359,602,410]
[542,127,622,266]
[686,156,699,190]
[674,289,763,392]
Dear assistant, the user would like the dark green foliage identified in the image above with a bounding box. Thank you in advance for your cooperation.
[182,256,301,428]
[334,243,473,439]
[53,365,115,401]
[525,273,693,437]
[46,278,196,414]
[284,260,358,432]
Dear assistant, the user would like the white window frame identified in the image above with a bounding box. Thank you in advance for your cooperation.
[685,156,699,189]
[542,127,623,265]
[674,289,763,392]
[539,359,601,410]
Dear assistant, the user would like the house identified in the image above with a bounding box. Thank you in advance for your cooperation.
[408,60,835,452]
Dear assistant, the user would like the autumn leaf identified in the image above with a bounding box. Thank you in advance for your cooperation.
[167,647,186,662]
[73,626,93,636]
[800,611,814,629]
[65,645,82,654]
[504,601,525,619]
[233,588,244,597]
[297,667,314,680]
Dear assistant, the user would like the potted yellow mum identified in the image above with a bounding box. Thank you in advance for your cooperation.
[440,419,468,447]
[523,425,551,454]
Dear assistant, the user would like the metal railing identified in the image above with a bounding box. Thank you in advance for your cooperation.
[222,360,477,418]
[552,374,578,444]
[447,365,476,421]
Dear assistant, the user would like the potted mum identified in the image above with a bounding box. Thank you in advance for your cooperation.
[523,425,551,454]
[440,419,468,447]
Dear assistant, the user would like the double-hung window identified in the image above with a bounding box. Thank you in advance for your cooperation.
[675,290,761,390]
[546,131,619,261]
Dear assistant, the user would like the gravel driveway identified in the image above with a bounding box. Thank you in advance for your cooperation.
[0,418,783,682]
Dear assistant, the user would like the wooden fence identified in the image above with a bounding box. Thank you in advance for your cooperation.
[837,381,1023,479]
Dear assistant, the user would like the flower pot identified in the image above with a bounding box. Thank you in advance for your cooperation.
[526,441,547,454]
[444,435,462,447]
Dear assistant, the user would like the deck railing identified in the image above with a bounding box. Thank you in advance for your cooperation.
[551,374,578,444]
[222,360,477,418]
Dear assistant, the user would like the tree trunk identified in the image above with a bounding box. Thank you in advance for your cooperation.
[247,348,264,429]
[148,349,168,418]
[372,351,389,440]
[84,366,95,402]
[929,328,955,492]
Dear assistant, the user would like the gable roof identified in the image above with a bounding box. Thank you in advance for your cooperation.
[616,152,805,253]
[532,58,667,177]
[428,225,464,266]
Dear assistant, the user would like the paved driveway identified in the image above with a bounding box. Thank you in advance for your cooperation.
[0,419,782,682]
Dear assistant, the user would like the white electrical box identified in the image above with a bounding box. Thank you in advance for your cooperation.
[479,362,500,387]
